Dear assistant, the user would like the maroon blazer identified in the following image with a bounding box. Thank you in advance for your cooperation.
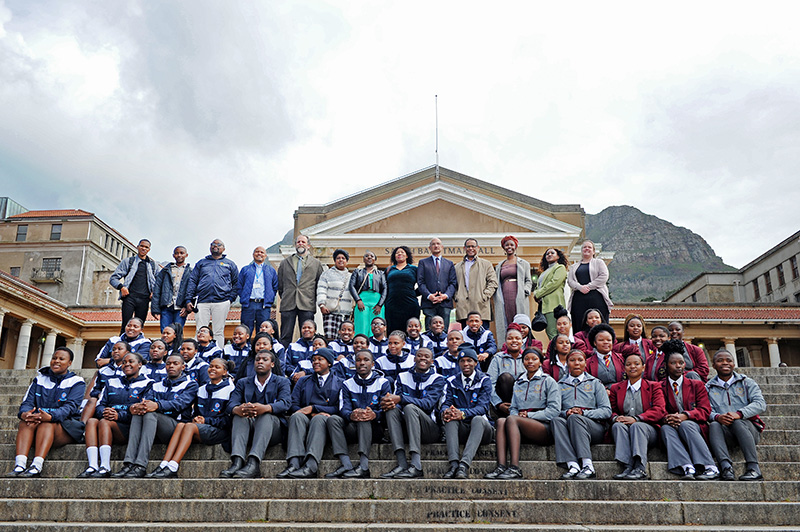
[609,378,666,426]
[572,331,593,356]
[683,342,710,381]
[644,350,668,382]
[613,338,656,359]
[661,377,711,422]
[542,358,566,382]
[585,351,625,386]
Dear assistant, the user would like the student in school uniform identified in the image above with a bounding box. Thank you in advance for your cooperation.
[223,325,252,376]
[422,315,448,357]
[82,340,128,423]
[434,330,464,378]
[284,320,317,379]
[404,317,432,356]
[375,330,415,385]
[667,321,709,382]
[543,334,572,383]
[584,324,625,390]
[572,309,604,355]
[142,340,168,382]
[333,334,369,381]
[95,318,152,367]
[487,325,527,419]
[613,314,656,361]
[461,311,497,372]
[644,326,670,382]
[368,317,389,358]
[236,332,279,382]
[181,338,210,387]
[196,325,223,363]
[329,321,356,361]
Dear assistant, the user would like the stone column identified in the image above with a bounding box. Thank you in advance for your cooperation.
[722,338,738,368]
[69,338,87,369]
[41,330,59,367]
[766,338,782,367]
[13,319,35,370]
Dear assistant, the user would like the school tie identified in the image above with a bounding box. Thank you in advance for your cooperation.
[464,377,472,389]
[573,377,580,386]
[318,375,324,387]
[672,381,679,397]
[604,355,611,368]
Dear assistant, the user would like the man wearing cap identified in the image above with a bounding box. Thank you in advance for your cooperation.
[439,345,493,479]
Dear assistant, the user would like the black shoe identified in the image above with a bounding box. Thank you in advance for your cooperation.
[111,463,133,478]
[18,465,41,478]
[624,467,648,480]
[695,470,719,481]
[153,467,178,479]
[497,465,523,480]
[124,465,147,478]
[77,467,97,479]
[454,463,469,479]
[574,466,596,480]
[234,457,262,479]
[7,465,26,478]
[560,466,580,480]
[739,469,763,481]
[613,467,633,480]
[680,472,696,480]
[325,465,351,479]
[342,466,370,479]
[380,465,406,479]
[145,466,166,478]
[277,464,299,479]
[220,456,245,478]
[484,464,507,479]
[396,466,424,479]
[720,467,735,481]
[442,463,459,479]
[288,465,318,479]
[90,467,111,478]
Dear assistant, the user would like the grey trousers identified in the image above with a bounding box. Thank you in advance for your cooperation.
[286,411,329,463]
[552,414,606,466]
[611,421,658,467]
[661,421,715,472]
[231,414,282,461]
[708,419,761,473]
[327,415,379,458]
[385,404,442,455]
[443,416,493,466]
[124,412,178,467]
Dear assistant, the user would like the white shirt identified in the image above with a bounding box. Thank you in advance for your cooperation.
[254,373,272,393]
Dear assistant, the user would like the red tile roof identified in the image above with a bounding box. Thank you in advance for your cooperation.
[71,308,243,323]
[611,305,800,321]
[9,209,93,218]
[0,269,50,295]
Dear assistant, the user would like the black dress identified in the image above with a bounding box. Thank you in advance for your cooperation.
[384,264,420,334]
[570,263,609,326]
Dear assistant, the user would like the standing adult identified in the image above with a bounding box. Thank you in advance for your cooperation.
[317,249,354,343]
[454,238,498,329]
[533,248,568,340]
[185,239,238,341]
[493,235,533,335]
[417,238,457,331]
[151,246,192,332]
[110,239,158,334]
[348,250,387,337]
[238,246,279,336]
[567,240,612,325]
[277,234,324,347]
[384,246,420,334]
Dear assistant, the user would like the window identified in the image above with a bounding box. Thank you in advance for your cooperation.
[777,264,786,287]
[791,256,799,280]
[15,225,27,242]
[49,224,62,241]
[41,258,62,273]
[752,280,761,300]
[9,267,20,277]
[764,272,773,294]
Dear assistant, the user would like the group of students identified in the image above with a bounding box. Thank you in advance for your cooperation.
[9,305,766,483]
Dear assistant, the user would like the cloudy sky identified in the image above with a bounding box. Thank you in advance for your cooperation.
[1,1,798,269]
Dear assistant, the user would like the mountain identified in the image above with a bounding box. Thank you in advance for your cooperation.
[585,206,735,302]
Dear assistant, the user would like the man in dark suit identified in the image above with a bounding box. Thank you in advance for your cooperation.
[417,237,457,331]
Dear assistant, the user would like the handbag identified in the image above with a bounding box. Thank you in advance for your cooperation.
[531,301,547,332]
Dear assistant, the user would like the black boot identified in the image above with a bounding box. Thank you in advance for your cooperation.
[234,456,262,479]
[219,456,245,478]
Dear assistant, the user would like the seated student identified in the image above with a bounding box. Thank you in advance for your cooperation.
[196,325,223,362]
[434,330,464,378]
[440,346,493,479]
[96,318,152,368]
[284,320,317,378]
[368,316,389,357]
[461,311,497,372]
[161,323,183,357]
[258,319,285,363]
[667,321,709,381]
[236,332,278,382]
[327,349,392,478]
[147,358,237,478]
[548,305,589,356]
[278,348,343,479]
[706,349,767,481]
[375,330,415,385]
[329,320,356,360]
[609,352,666,480]
[380,347,445,479]
[404,317,431,355]
[613,314,655,360]
[290,335,327,383]
[181,338,210,387]
[9,347,85,478]
[486,348,560,480]
[660,352,718,480]
[572,308,604,354]
[82,340,128,423]
[645,326,670,382]
[220,350,291,478]
[512,314,544,352]
[422,315,448,357]
[333,333,369,381]
[223,324,252,376]
[543,334,572,382]
[552,349,612,480]
[585,324,625,391]
[488,325,527,418]
[112,354,198,478]
[142,340,168,381]
[78,352,152,478]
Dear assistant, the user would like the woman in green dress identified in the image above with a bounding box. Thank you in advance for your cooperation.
[348,250,387,336]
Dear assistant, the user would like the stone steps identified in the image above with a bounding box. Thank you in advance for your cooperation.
[1,525,799,532]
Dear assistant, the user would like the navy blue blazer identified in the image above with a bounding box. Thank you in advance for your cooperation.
[417,256,457,309]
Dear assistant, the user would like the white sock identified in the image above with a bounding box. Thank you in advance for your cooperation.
[31,457,44,470]
[86,447,99,470]
[582,458,594,472]
[705,465,719,474]
[160,460,169,470]
[684,465,696,475]
[99,445,112,470]
[15,455,27,469]
[567,461,580,472]
[167,461,179,472]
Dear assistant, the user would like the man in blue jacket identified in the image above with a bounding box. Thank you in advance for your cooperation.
[417,237,457,331]
[185,239,238,340]
[151,246,192,331]
[221,350,291,479]
[238,246,279,337]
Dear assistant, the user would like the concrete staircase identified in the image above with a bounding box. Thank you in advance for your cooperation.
[1,367,799,531]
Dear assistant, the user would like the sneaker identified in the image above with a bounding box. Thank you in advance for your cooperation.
[484,464,508,479]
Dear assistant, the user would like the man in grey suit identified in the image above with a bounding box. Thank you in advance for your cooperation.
[277,234,324,347]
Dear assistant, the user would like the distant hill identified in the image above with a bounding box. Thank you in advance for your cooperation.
[586,206,735,302]
[267,229,293,253]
